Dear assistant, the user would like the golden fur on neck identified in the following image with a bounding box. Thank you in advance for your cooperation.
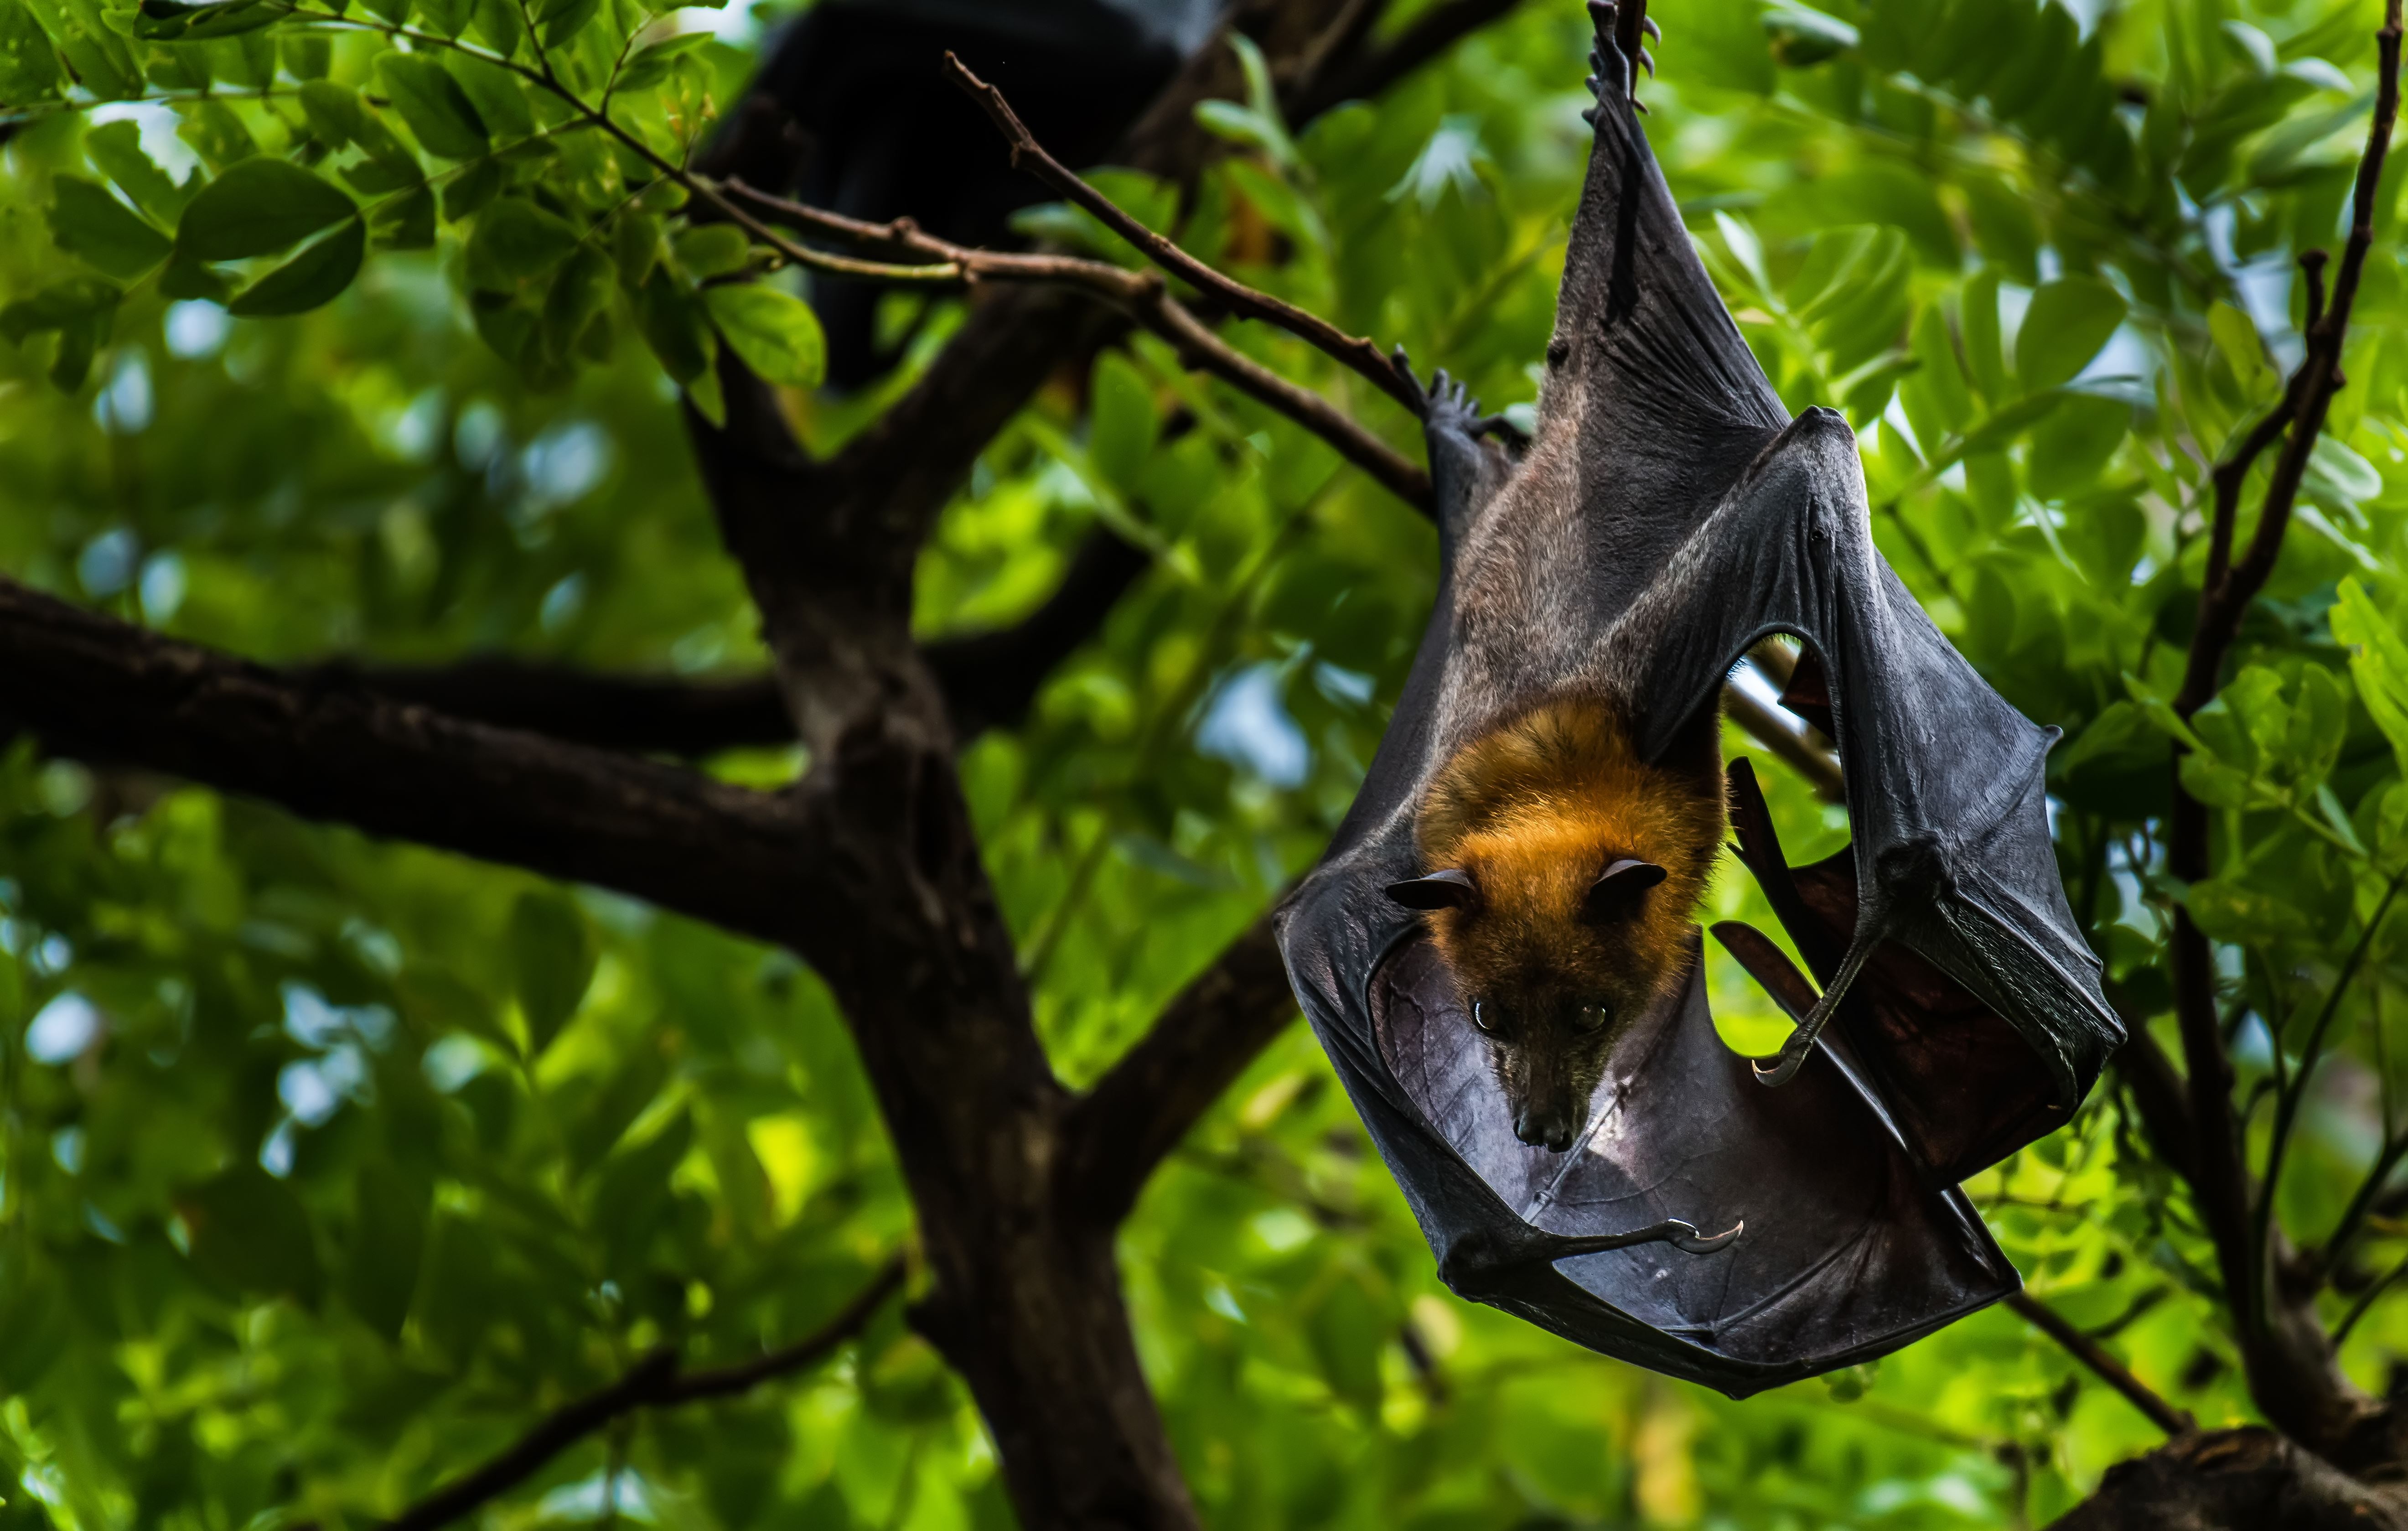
[1417,693,1724,1019]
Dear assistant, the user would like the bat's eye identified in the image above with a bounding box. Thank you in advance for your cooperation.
[1574,1004,1608,1033]
[1472,999,1498,1034]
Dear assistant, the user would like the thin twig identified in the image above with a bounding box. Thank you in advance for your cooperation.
[722,182,1434,512]
[2335,1253,2408,1345]
[288,3,1435,512]
[2320,1131,2408,1289]
[1722,682,1845,801]
[379,1259,905,1531]
[2004,1291,2195,1437]
[2257,867,2408,1263]
[942,52,1421,415]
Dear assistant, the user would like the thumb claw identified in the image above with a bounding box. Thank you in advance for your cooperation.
[1673,1220,1743,1255]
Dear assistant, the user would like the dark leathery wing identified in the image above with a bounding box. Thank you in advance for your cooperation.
[1272,5,2120,1393]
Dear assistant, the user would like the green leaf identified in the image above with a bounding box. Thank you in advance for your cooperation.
[1766,5,1859,66]
[2025,392,2128,499]
[441,157,505,222]
[542,243,612,359]
[228,217,365,316]
[342,1160,429,1340]
[2188,875,2315,944]
[372,184,436,250]
[178,1164,323,1303]
[567,1044,669,1174]
[178,97,259,169]
[158,253,231,300]
[299,79,364,148]
[2014,275,2127,390]
[1089,350,1160,491]
[0,0,61,107]
[2334,577,2408,776]
[415,0,470,36]
[47,176,172,279]
[673,223,750,279]
[685,353,726,426]
[87,119,194,223]
[2207,300,2265,384]
[614,211,661,289]
[470,0,522,56]
[26,0,143,100]
[636,266,710,383]
[701,283,825,389]
[1960,268,2007,401]
[510,892,595,1055]
[1,275,119,384]
[377,52,488,160]
[616,29,709,92]
[0,275,118,344]
[133,0,281,41]
[465,196,580,288]
[178,157,357,260]
[539,0,598,49]
[448,52,530,139]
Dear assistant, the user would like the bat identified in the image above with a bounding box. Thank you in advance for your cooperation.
[1274,1,2125,1393]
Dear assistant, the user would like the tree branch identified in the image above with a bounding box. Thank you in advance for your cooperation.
[299,526,1152,757]
[0,576,831,954]
[944,52,1421,416]
[723,179,1433,515]
[380,1259,904,1531]
[1287,0,1528,123]
[301,659,792,757]
[2157,0,2401,1463]
[1062,909,1300,1225]
[2005,1291,2194,1437]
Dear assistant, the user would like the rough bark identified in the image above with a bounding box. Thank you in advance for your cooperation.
[2051,1429,2408,1531]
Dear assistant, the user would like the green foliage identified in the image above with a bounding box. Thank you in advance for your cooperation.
[0,0,2404,1526]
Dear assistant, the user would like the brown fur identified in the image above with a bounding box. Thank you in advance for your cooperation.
[1413,692,1725,1149]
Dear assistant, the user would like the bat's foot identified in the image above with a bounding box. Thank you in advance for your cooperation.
[1671,1220,1743,1255]
[1390,346,1506,437]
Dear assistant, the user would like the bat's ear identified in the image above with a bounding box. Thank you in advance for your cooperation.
[1585,858,1667,917]
[1386,869,1479,910]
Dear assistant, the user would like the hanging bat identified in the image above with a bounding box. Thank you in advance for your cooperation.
[1275,1,2125,1391]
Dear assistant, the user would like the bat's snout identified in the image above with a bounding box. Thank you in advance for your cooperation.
[1513,1104,1579,1153]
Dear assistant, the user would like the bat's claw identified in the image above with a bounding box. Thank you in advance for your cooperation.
[1393,349,1494,435]
[1671,1219,1743,1255]
[1752,1033,1812,1087]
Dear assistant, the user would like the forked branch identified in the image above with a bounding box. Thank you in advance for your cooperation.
[380,1260,905,1531]
[2005,1291,2194,1438]
[2155,0,2401,1456]
[942,52,1422,415]
[719,180,1433,514]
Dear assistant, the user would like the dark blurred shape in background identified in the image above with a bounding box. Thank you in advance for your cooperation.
[741,0,1226,388]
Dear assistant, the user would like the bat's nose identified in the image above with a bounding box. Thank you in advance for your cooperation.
[1514,1107,1576,1153]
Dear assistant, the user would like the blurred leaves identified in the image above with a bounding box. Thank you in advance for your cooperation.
[0,0,2402,1526]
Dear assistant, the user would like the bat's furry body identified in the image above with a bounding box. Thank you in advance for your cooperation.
[1271,0,2121,1391]
[1410,692,1724,1150]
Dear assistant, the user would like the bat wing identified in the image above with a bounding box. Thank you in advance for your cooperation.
[1276,879,2019,1395]
[1274,7,2104,1386]
[1609,407,2126,1170]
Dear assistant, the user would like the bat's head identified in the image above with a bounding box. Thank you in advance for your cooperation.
[1388,853,1692,1153]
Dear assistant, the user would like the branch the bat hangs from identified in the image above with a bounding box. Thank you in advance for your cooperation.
[1274,0,2123,1392]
